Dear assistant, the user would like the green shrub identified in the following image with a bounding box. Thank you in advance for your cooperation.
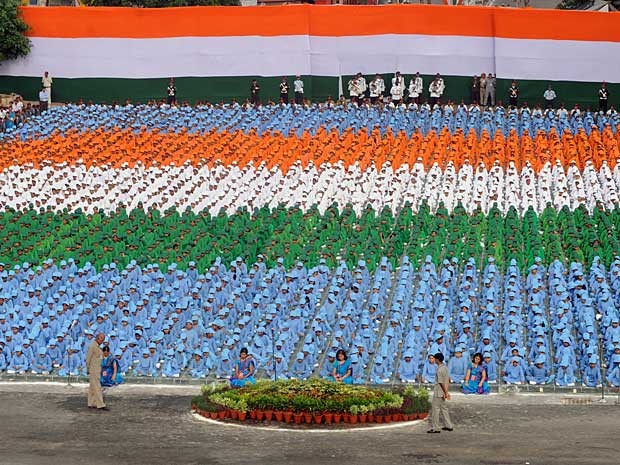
[194,380,425,414]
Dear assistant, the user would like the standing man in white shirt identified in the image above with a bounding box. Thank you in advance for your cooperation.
[543,84,557,109]
[429,74,445,108]
[348,72,367,104]
[42,71,52,105]
[408,72,423,104]
[390,71,405,106]
[369,74,385,104]
[279,76,289,104]
[38,88,49,112]
[293,75,304,105]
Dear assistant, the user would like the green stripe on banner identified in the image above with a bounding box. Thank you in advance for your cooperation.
[0,75,616,108]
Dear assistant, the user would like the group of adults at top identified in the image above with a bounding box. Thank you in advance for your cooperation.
[237,73,612,112]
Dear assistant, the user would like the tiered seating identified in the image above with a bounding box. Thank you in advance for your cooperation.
[1,205,619,275]
[0,103,619,388]
[2,104,618,141]
[1,256,619,388]
[1,106,620,220]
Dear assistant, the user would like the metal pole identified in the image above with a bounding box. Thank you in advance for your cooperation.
[66,320,75,388]
[598,334,606,402]
[272,327,277,382]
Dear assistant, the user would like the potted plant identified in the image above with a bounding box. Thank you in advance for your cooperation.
[374,407,385,423]
[236,398,248,421]
[292,395,314,423]
[309,398,324,424]
[366,403,376,423]
[272,395,286,422]
[348,405,359,424]
[416,389,430,419]
[358,404,369,424]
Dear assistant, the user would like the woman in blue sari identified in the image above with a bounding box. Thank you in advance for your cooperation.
[100,346,124,387]
[230,348,256,388]
[462,352,490,394]
[330,349,353,384]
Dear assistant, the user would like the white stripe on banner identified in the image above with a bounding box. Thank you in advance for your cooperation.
[495,38,620,84]
[2,35,620,82]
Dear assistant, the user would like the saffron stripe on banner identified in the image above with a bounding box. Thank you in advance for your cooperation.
[20,5,620,43]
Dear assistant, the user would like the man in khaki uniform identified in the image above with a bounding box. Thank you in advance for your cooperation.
[428,352,453,433]
[86,333,107,410]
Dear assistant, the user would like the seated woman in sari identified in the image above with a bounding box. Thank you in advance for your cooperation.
[329,349,353,384]
[230,348,256,388]
[462,352,490,394]
[100,346,124,387]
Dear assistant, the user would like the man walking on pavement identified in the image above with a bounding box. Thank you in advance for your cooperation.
[86,333,108,411]
[428,352,453,433]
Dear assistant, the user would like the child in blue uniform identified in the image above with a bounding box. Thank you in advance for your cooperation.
[608,355,620,387]
[422,353,437,383]
[135,349,157,376]
[8,348,29,374]
[503,357,526,384]
[582,357,602,387]
[555,358,576,386]
[483,352,498,382]
[527,356,551,384]
[398,351,418,382]
[448,346,468,383]
[31,347,52,374]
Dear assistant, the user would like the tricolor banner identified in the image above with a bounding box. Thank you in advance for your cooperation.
[0,5,618,104]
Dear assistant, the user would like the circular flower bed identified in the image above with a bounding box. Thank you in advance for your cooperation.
[192,379,430,426]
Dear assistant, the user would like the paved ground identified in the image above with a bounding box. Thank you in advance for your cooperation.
[0,383,618,465]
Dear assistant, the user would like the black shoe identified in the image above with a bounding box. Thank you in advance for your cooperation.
[427,429,441,434]
[442,427,454,431]
[97,406,110,411]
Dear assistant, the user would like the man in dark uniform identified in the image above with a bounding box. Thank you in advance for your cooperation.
[598,81,609,112]
[279,77,289,104]
[167,78,177,105]
[250,79,260,106]
[508,80,519,108]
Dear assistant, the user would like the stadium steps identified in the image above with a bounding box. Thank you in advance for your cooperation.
[362,262,403,382]
[285,258,339,371]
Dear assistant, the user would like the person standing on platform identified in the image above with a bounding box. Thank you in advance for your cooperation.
[279,76,289,104]
[167,78,177,105]
[485,73,496,107]
[429,74,445,108]
[42,71,52,105]
[508,80,519,107]
[391,71,405,106]
[293,75,304,104]
[408,72,423,105]
[470,75,479,105]
[86,333,107,411]
[543,84,557,109]
[38,87,49,112]
[480,73,487,106]
[598,82,609,112]
[250,79,260,106]
[369,74,385,104]
[428,352,453,434]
